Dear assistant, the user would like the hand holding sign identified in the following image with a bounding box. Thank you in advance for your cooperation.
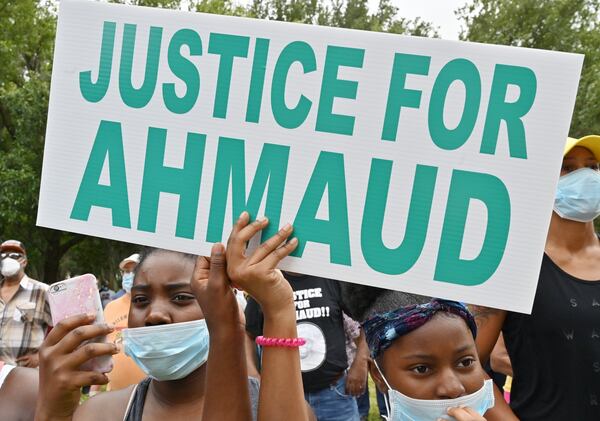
[226,211,297,316]
[190,245,242,336]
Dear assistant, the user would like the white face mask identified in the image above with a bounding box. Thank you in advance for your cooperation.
[1,258,21,278]
[375,361,495,421]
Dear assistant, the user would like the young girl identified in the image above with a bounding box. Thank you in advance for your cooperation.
[362,299,495,421]
[35,213,310,421]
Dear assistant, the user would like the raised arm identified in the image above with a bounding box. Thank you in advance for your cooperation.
[227,212,310,421]
[467,306,517,421]
[468,305,506,364]
[191,245,252,421]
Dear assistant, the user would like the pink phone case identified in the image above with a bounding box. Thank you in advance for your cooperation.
[47,274,113,373]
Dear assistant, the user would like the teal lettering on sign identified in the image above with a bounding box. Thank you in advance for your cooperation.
[119,24,163,109]
[271,41,317,129]
[208,33,250,119]
[70,120,131,228]
[163,29,202,114]
[316,45,365,136]
[435,170,511,285]
[292,151,351,265]
[381,53,431,142]
[428,59,481,150]
[246,38,270,124]
[206,137,290,243]
[481,64,537,159]
[80,21,116,103]
[137,128,206,239]
[361,160,438,274]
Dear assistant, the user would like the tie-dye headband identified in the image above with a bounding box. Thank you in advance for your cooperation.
[362,299,477,359]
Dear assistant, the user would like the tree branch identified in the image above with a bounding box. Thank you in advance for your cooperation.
[0,101,16,141]
[59,234,86,255]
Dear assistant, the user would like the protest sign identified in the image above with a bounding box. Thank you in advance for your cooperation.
[38,0,583,313]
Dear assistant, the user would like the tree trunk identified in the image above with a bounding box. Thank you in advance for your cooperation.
[41,230,61,284]
[40,231,86,284]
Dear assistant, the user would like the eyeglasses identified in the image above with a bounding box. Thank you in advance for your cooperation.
[0,252,24,260]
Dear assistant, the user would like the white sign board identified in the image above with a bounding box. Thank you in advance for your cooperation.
[38,0,583,313]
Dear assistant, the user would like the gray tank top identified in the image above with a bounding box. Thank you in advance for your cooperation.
[123,377,260,421]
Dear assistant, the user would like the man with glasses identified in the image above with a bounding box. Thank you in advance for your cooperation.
[0,240,52,367]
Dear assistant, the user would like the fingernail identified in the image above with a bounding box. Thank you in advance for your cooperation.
[282,223,292,231]
[212,243,224,255]
[238,211,248,221]
[289,237,298,245]
[257,216,268,224]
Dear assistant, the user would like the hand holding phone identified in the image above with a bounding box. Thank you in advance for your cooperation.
[47,274,113,372]
[36,314,118,421]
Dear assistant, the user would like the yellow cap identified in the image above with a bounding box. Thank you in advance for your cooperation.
[564,135,600,160]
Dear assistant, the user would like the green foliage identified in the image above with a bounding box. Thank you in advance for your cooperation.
[193,0,248,16]
[0,0,55,88]
[457,0,600,137]
[61,238,138,290]
[191,0,437,35]
[0,0,139,284]
[1,0,56,280]
[109,0,184,8]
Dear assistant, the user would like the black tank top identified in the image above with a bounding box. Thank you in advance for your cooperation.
[503,253,600,420]
[123,378,151,421]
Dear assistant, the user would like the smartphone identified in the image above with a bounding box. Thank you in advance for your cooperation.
[47,274,113,373]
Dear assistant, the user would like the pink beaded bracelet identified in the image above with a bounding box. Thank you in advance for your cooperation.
[255,336,306,347]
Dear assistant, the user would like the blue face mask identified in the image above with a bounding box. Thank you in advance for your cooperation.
[375,361,495,421]
[554,168,600,222]
[123,320,210,381]
[122,272,134,293]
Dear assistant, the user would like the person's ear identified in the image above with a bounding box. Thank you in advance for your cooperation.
[369,359,388,394]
